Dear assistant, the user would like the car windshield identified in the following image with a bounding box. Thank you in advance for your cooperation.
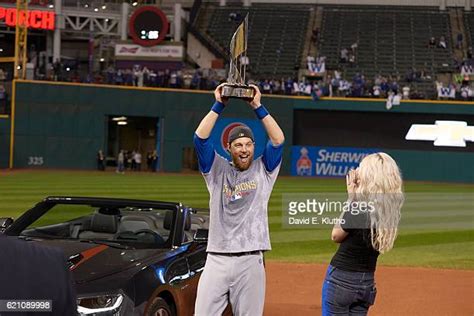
[20,203,175,248]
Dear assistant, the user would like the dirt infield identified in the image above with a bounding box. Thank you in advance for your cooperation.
[264,262,474,316]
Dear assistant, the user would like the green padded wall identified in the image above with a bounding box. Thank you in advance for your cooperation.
[7,81,474,182]
[0,118,9,169]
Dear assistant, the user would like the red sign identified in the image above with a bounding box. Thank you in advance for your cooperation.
[0,7,55,30]
[129,6,168,47]
[118,46,140,54]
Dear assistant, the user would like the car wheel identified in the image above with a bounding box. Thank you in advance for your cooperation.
[149,297,174,316]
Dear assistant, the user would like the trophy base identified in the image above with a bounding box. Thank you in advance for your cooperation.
[222,84,255,100]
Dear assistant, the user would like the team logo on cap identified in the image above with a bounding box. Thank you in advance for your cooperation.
[221,122,249,152]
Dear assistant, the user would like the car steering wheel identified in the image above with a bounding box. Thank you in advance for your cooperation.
[133,229,165,244]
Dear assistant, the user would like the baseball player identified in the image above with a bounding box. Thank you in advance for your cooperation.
[193,83,285,316]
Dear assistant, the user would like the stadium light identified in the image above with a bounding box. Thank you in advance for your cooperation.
[117,121,128,126]
[94,8,98,12]
[101,5,106,9]
[112,116,127,121]
[132,2,138,6]
[405,121,474,147]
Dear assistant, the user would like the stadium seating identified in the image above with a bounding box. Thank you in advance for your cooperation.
[318,6,453,81]
[195,4,459,98]
[464,11,474,49]
[198,3,311,79]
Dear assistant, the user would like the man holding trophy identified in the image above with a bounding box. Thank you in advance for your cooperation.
[193,15,285,316]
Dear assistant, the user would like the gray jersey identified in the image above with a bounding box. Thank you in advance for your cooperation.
[203,153,281,253]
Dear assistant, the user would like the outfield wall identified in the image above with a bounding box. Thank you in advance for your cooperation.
[386,149,473,183]
[6,80,474,183]
[0,117,9,169]
[10,81,294,172]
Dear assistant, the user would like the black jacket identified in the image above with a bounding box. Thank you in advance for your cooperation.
[0,234,77,316]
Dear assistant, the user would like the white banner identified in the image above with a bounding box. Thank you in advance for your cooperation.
[115,44,183,59]
[437,86,456,99]
[308,62,326,74]
[460,64,473,76]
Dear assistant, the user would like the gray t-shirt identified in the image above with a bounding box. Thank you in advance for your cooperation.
[203,153,281,253]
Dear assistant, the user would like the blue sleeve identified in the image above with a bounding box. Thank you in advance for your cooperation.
[262,140,283,172]
[193,133,215,173]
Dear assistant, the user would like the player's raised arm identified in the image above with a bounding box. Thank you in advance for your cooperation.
[193,83,229,173]
[246,84,285,172]
[195,83,229,139]
[246,84,285,146]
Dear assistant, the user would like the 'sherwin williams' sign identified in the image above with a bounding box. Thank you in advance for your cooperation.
[291,146,378,177]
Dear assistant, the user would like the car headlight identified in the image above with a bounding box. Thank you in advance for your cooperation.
[77,294,123,315]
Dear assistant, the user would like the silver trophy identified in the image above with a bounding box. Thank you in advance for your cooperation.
[221,14,255,100]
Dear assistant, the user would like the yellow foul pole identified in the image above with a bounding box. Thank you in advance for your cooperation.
[14,0,28,79]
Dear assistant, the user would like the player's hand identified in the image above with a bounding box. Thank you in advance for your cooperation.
[247,84,262,109]
[346,168,359,199]
[214,83,229,105]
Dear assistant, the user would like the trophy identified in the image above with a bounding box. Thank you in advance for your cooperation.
[221,14,255,100]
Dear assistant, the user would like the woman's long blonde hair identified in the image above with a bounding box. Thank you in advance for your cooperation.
[355,152,404,254]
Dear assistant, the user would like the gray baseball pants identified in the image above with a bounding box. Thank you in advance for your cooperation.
[194,251,265,316]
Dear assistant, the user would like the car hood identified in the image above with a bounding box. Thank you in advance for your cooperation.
[34,239,170,283]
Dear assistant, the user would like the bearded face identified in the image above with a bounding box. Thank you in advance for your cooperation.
[228,137,255,171]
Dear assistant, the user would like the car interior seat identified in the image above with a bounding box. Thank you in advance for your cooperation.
[78,212,118,240]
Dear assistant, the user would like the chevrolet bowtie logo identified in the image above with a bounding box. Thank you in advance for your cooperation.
[405,121,474,147]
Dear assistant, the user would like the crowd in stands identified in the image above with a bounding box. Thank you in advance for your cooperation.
[43,62,227,91]
[438,45,474,101]
[0,31,472,109]
[1,61,470,105]
[303,34,473,101]
[304,53,432,100]
[32,59,431,101]
[428,36,448,49]
[0,84,8,112]
[339,43,358,67]
[73,36,474,101]
[0,68,10,114]
[436,59,474,101]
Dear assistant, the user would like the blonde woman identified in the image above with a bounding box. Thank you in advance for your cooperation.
[321,153,404,316]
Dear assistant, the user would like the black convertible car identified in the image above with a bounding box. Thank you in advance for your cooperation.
[1,196,210,316]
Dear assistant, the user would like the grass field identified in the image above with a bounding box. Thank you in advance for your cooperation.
[1,170,473,270]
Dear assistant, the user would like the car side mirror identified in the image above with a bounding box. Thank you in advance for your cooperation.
[0,217,14,233]
[193,229,208,243]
